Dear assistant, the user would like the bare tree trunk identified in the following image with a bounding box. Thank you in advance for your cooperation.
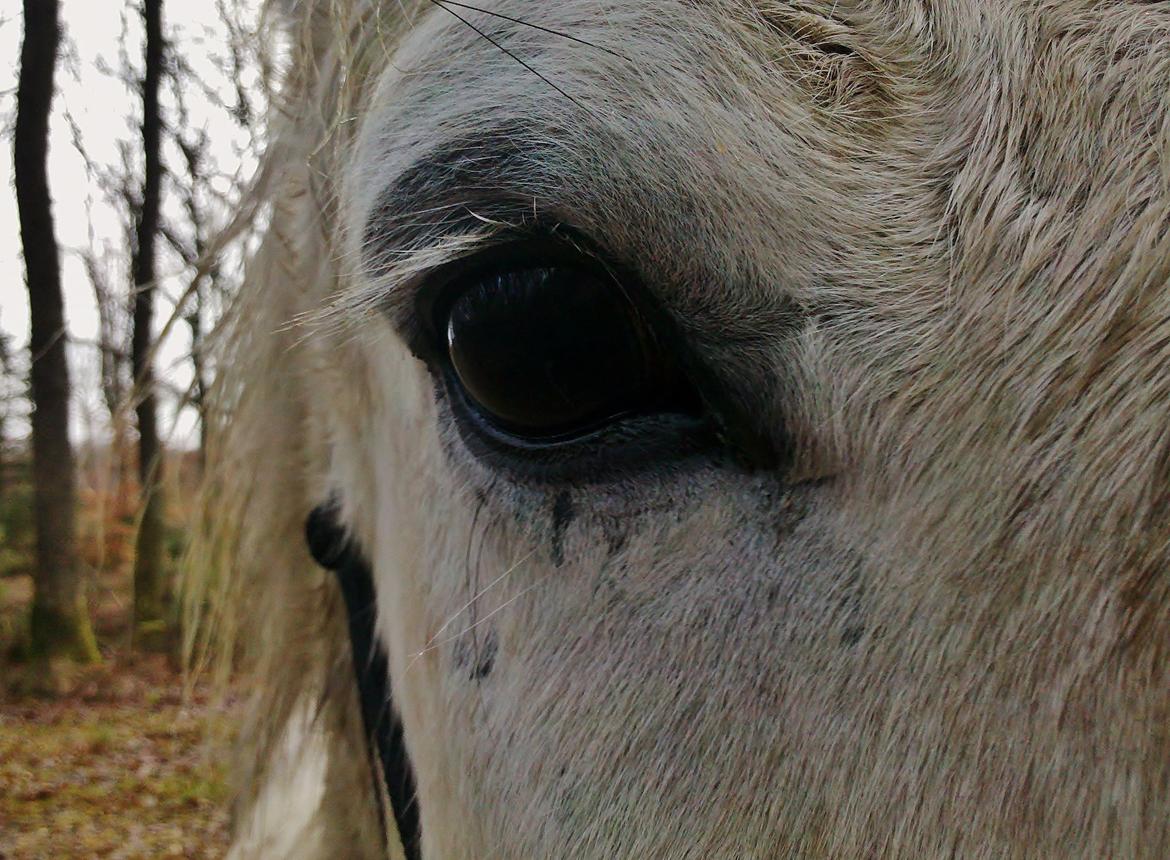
[0,333,10,508]
[169,92,213,470]
[15,0,100,664]
[186,283,208,470]
[181,159,211,472]
[131,0,168,641]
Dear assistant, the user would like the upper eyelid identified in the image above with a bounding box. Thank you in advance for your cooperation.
[355,212,555,349]
[352,123,604,344]
[350,125,620,336]
[358,123,555,271]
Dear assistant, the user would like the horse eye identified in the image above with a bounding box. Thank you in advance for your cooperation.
[442,265,681,441]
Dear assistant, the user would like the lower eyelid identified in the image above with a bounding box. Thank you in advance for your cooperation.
[434,363,723,485]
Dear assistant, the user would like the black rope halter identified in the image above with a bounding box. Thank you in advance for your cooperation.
[305,501,422,860]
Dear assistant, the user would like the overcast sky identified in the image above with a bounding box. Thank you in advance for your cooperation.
[1,0,256,447]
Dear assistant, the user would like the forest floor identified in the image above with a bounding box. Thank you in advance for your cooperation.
[0,654,236,859]
[0,462,239,859]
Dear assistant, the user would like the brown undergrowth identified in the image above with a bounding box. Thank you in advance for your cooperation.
[0,654,236,859]
[0,451,240,859]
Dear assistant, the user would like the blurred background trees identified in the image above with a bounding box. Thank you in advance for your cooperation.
[4,0,266,685]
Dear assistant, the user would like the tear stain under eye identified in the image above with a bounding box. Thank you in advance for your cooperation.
[453,629,498,681]
[603,517,629,558]
[551,490,574,566]
[472,631,497,680]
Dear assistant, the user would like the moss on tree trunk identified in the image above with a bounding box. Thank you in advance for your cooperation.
[29,602,101,664]
[132,484,170,648]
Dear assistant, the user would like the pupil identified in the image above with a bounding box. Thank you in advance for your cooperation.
[445,267,656,436]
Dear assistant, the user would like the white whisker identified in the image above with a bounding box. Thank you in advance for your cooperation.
[405,567,551,673]
[429,551,532,646]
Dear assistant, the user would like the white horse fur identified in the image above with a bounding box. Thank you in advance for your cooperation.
[201,1,1170,856]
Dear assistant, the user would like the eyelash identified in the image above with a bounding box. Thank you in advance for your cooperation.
[416,234,607,341]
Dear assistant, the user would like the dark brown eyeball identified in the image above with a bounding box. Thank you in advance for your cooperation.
[444,266,675,439]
